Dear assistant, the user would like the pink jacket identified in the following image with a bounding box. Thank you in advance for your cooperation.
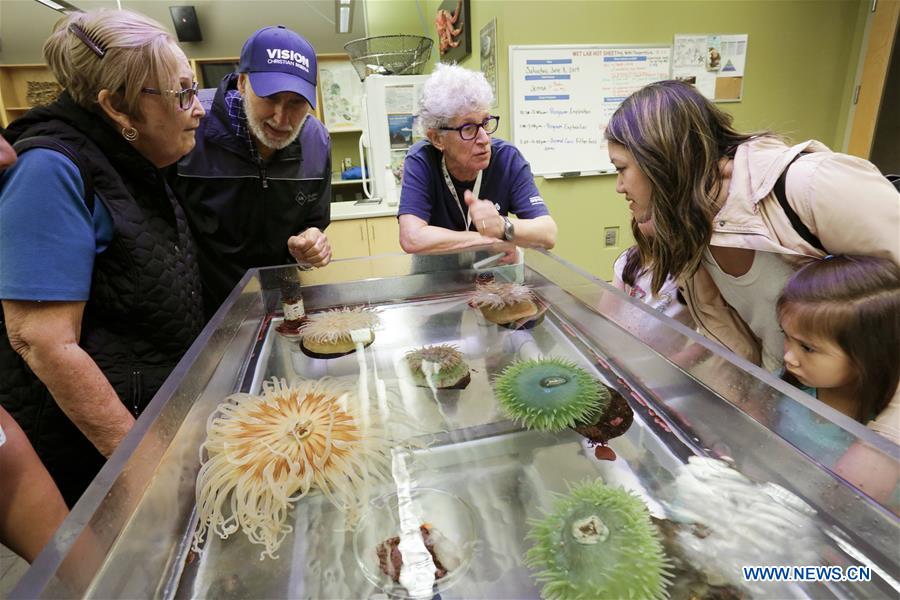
[680,136,900,442]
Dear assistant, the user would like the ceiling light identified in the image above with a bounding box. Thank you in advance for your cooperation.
[34,0,83,13]
[335,0,353,34]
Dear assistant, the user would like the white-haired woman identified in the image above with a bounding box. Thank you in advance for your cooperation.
[0,9,206,506]
[398,64,557,257]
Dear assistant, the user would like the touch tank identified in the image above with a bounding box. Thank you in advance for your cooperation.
[11,249,899,600]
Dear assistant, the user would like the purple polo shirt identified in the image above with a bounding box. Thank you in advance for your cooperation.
[399,138,549,231]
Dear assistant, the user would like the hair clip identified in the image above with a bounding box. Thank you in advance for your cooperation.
[68,22,106,58]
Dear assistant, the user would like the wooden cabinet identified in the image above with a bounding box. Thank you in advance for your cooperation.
[0,64,59,127]
[367,216,401,256]
[328,216,401,259]
[300,216,403,285]
[328,219,372,260]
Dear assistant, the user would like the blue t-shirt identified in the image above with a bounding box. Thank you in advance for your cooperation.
[399,138,549,231]
[0,148,112,301]
[776,390,855,466]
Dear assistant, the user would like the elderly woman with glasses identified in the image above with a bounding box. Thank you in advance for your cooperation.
[0,9,206,506]
[398,64,557,258]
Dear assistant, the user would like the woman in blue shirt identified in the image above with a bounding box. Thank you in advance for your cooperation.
[0,8,206,505]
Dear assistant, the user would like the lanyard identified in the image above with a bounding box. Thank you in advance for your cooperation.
[441,156,482,231]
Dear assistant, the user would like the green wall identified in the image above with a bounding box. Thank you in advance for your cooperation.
[368,0,869,280]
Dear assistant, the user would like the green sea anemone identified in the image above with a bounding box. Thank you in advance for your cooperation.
[404,344,471,389]
[525,480,671,600]
[494,358,607,431]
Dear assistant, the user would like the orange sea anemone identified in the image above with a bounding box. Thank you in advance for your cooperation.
[193,377,392,559]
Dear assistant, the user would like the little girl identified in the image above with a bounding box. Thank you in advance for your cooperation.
[777,255,900,443]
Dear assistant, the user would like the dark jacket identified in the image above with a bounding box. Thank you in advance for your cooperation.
[172,73,332,317]
[0,92,204,505]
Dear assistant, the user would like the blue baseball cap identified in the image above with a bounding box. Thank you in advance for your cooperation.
[238,25,317,108]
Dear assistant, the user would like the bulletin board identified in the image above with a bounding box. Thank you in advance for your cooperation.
[672,34,749,103]
[509,44,672,178]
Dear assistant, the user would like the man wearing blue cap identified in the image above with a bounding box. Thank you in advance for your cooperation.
[173,25,332,318]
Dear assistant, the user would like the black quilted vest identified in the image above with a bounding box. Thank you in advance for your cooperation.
[0,93,204,506]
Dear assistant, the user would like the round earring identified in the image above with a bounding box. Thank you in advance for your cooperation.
[121,126,138,142]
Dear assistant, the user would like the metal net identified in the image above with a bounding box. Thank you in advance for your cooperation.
[344,35,433,81]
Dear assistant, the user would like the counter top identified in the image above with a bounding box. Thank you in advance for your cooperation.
[330,200,399,221]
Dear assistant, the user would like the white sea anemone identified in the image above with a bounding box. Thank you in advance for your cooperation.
[469,282,534,309]
[298,307,380,344]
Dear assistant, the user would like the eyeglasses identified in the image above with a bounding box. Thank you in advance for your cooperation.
[141,81,199,111]
[439,115,500,141]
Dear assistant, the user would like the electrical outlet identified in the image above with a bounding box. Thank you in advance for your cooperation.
[604,227,618,247]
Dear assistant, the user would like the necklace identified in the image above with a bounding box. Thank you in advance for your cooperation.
[441,156,482,231]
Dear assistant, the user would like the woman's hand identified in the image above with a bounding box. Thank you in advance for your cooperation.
[464,190,504,239]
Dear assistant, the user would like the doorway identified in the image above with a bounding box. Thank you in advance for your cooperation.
[869,23,899,174]
[847,0,899,173]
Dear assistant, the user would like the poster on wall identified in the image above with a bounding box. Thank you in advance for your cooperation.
[318,57,364,130]
[385,85,416,114]
[383,84,425,188]
[435,0,471,63]
[388,114,414,148]
[673,33,748,102]
[480,18,499,107]
[389,149,407,187]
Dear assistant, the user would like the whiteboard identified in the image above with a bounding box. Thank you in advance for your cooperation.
[509,45,671,178]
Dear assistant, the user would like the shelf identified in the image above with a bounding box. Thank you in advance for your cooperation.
[0,63,61,127]
[331,178,368,187]
[331,128,363,133]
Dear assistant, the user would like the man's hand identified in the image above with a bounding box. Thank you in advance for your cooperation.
[287,227,332,267]
[464,190,504,240]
